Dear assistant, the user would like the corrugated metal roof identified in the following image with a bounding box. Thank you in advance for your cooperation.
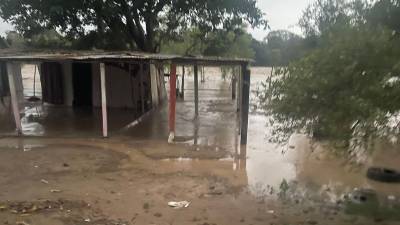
[0,49,251,65]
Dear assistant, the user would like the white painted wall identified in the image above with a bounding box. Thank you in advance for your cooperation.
[0,63,24,109]
[150,64,159,107]
[0,63,24,122]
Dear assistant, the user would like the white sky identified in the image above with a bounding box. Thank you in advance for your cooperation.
[0,19,12,35]
[250,0,316,40]
[0,0,316,39]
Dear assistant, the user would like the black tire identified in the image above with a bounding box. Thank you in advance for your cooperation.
[366,167,400,183]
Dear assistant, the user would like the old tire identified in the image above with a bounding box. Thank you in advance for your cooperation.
[367,167,400,183]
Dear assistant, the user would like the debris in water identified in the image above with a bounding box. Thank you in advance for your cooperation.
[16,221,30,225]
[366,167,400,183]
[267,210,274,214]
[84,218,91,222]
[388,195,396,201]
[168,201,190,208]
[168,132,175,143]
[40,179,49,184]
[50,189,62,193]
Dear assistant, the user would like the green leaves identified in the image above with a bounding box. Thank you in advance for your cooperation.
[259,0,400,147]
[0,0,267,52]
[262,24,400,145]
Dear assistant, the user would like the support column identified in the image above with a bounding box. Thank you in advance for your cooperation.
[140,63,145,114]
[100,63,108,138]
[240,63,251,145]
[237,66,242,113]
[181,66,185,99]
[201,66,205,83]
[237,66,242,135]
[168,64,177,143]
[7,62,22,135]
[232,67,237,100]
[194,65,199,117]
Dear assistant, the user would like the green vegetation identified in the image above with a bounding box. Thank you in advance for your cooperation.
[0,0,307,66]
[260,0,400,146]
[161,28,255,59]
[0,36,7,48]
[0,0,266,52]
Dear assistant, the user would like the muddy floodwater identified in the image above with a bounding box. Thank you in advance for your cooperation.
[0,66,399,225]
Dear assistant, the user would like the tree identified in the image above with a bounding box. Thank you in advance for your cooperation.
[298,0,368,37]
[249,30,308,67]
[203,29,255,59]
[367,0,400,32]
[161,27,207,56]
[251,38,269,66]
[261,0,400,147]
[0,0,267,52]
[161,27,255,59]
[0,36,8,48]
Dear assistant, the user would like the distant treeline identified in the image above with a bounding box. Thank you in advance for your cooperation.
[160,28,310,67]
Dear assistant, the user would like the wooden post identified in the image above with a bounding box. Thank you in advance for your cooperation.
[168,64,177,143]
[237,66,242,113]
[240,63,251,145]
[232,67,237,100]
[7,62,22,135]
[100,63,108,138]
[140,63,145,113]
[194,65,199,117]
[201,66,205,83]
[236,66,243,134]
[181,66,185,99]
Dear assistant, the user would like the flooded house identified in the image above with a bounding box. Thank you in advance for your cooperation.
[0,50,252,144]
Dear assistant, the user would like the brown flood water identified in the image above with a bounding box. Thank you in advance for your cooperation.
[0,65,399,225]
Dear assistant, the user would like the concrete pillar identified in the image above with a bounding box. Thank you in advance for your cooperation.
[168,64,177,143]
[240,64,251,145]
[194,65,199,117]
[7,62,22,135]
[100,63,108,138]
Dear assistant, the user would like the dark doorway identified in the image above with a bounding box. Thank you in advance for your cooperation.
[0,62,9,97]
[72,63,93,107]
[40,62,64,105]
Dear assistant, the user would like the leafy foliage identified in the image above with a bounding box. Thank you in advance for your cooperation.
[0,0,267,52]
[0,36,8,48]
[161,27,255,59]
[261,0,400,146]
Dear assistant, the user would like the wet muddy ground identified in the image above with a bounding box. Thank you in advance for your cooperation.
[0,66,400,225]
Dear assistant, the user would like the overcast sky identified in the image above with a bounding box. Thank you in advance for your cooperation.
[250,0,316,40]
[0,0,315,40]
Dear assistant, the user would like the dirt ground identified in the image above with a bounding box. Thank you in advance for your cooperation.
[0,137,376,225]
[0,66,399,225]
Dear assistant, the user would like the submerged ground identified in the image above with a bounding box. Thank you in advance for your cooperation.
[0,66,399,225]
